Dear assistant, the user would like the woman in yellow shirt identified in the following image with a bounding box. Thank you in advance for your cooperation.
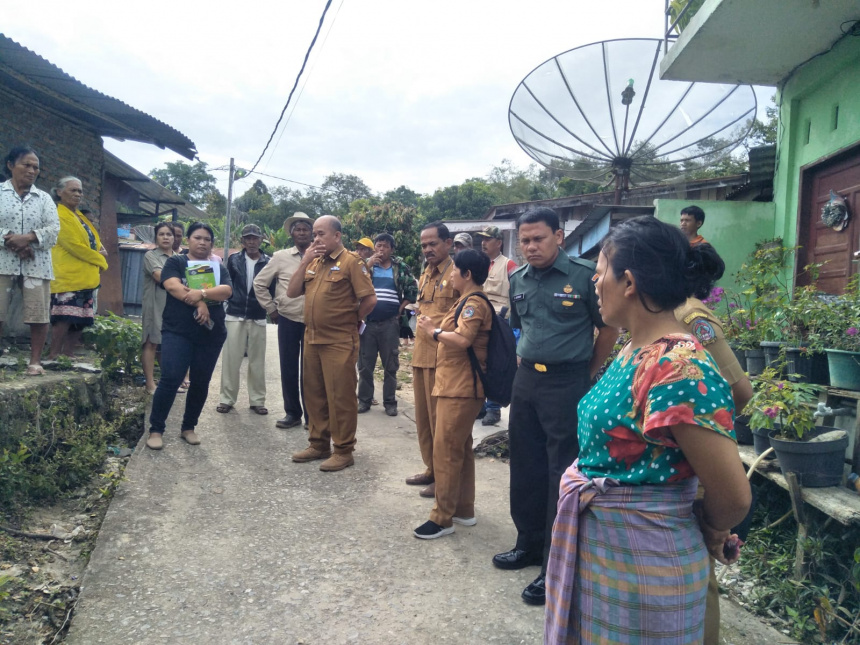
[49,177,107,359]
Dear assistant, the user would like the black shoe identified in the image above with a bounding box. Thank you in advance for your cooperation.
[384,406,398,417]
[475,407,487,420]
[521,575,546,606]
[482,409,501,426]
[413,520,454,540]
[492,548,542,570]
[358,402,371,414]
[276,414,302,429]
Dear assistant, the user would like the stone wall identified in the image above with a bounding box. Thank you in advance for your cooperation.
[0,89,105,225]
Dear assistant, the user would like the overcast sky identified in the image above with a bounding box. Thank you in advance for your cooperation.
[3,0,770,198]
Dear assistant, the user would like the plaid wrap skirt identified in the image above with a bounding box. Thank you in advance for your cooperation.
[545,464,708,645]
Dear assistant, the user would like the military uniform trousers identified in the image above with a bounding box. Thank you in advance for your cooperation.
[358,317,400,407]
[304,337,360,454]
[508,360,590,572]
[412,366,437,478]
[220,320,267,407]
[429,396,483,528]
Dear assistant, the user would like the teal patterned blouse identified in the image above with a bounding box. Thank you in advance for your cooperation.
[578,334,736,485]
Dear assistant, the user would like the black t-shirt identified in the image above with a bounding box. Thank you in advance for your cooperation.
[160,255,232,341]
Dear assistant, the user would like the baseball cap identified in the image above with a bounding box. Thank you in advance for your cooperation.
[355,237,374,249]
[475,225,503,240]
[241,224,263,237]
[453,232,473,247]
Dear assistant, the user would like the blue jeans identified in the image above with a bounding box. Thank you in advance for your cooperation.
[149,330,225,434]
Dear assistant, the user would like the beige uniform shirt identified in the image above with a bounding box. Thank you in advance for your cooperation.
[253,246,305,322]
[412,258,460,369]
[675,297,745,386]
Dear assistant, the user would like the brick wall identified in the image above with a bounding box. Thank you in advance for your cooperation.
[0,90,104,225]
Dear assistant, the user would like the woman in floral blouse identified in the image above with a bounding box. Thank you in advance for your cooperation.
[544,217,751,645]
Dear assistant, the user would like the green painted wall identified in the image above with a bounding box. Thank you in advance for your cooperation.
[655,199,775,286]
[773,34,860,250]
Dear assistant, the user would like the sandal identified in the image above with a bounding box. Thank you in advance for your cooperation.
[250,406,269,415]
[216,403,233,413]
[177,381,190,393]
[26,364,45,376]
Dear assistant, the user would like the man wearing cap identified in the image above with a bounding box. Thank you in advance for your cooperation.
[473,224,519,426]
[354,237,374,261]
[254,212,314,429]
[218,224,272,415]
[493,207,616,606]
[453,232,473,253]
[287,215,376,472]
[406,221,460,498]
[358,233,417,417]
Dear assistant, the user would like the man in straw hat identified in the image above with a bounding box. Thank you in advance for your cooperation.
[254,212,314,429]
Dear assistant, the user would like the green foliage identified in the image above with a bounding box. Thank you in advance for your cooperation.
[149,160,224,211]
[82,313,143,379]
[806,275,860,352]
[0,445,31,509]
[342,201,421,273]
[668,0,705,34]
[747,367,821,439]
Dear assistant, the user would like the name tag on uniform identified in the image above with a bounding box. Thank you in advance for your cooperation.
[512,293,525,302]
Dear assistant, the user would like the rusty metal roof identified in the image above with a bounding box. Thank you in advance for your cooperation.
[104,151,207,221]
[0,34,197,159]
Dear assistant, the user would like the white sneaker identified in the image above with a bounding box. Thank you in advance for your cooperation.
[452,516,477,526]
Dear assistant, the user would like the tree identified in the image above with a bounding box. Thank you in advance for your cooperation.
[342,200,422,273]
[149,160,224,211]
[420,178,495,221]
[318,173,374,215]
[234,179,274,214]
[383,185,421,208]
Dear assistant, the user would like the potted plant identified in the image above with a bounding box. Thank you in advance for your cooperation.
[747,368,848,486]
[807,275,860,390]
[781,262,830,385]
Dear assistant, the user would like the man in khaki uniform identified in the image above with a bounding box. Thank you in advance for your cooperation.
[406,221,460,498]
[286,215,376,472]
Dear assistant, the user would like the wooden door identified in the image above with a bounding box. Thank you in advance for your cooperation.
[797,148,860,294]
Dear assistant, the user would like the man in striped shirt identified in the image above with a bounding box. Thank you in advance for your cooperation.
[357,233,417,417]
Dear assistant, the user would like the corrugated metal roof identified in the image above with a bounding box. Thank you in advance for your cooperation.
[0,34,197,159]
[104,151,207,221]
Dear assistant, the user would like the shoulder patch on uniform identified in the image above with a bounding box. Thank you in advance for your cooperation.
[683,311,709,325]
[691,318,717,345]
[361,266,368,274]
[463,305,475,319]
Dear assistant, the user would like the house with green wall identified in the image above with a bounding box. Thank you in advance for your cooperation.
[657,0,860,295]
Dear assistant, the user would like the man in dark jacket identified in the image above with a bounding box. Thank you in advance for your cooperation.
[217,224,272,414]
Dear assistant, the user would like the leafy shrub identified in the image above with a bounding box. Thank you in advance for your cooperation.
[83,312,142,379]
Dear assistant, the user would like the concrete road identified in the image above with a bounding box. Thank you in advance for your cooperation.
[67,326,784,644]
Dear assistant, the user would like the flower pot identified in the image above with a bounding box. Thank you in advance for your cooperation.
[745,348,765,376]
[760,341,785,372]
[751,425,774,458]
[734,415,753,445]
[768,427,848,488]
[785,348,830,385]
[826,349,860,390]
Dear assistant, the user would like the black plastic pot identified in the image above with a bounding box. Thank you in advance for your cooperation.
[768,427,848,488]
[734,415,753,445]
[731,346,746,369]
[751,425,774,458]
[746,348,766,376]
[760,341,785,373]
[785,348,830,385]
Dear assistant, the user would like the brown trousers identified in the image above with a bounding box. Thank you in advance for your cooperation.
[412,367,437,477]
[304,339,359,454]
[429,396,483,528]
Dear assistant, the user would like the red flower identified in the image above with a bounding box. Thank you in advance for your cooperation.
[646,404,695,430]
[605,425,647,468]
[697,380,708,395]
[713,408,734,431]
[668,459,695,482]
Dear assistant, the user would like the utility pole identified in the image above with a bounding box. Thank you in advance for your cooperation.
[223,157,235,262]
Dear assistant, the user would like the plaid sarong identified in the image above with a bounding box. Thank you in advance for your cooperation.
[545,464,708,644]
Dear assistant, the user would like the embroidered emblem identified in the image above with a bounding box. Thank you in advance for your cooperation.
[562,301,574,307]
[534,363,547,372]
[692,318,716,345]
[563,284,573,294]
[683,311,706,325]
[361,266,368,274]
[463,305,475,319]
[442,280,447,287]
[336,261,341,267]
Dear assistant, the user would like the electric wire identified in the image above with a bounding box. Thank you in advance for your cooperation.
[247,0,334,177]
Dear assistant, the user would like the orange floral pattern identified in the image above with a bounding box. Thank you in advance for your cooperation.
[578,334,735,485]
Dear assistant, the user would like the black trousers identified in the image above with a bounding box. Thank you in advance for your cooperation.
[508,361,590,573]
[277,316,306,422]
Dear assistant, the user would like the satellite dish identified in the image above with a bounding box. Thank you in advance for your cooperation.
[509,38,757,201]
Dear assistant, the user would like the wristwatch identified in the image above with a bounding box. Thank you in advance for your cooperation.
[201,289,207,300]
[433,328,443,341]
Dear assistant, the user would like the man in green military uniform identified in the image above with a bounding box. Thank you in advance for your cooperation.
[492,207,617,606]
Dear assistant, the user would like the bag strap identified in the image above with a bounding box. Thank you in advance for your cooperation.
[454,292,493,398]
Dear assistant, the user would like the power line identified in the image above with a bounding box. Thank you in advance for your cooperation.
[247,0,334,177]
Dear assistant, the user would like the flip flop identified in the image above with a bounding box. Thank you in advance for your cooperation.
[26,364,45,376]
[177,381,190,393]
[250,406,269,415]
[216,403,233,413]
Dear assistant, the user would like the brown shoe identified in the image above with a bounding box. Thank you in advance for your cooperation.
[180,430,201,445]
[292,446,332,463]
[319,453,354,472]
[419,482,436,498]
[405,473,434,486]
[146,433,163,450]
